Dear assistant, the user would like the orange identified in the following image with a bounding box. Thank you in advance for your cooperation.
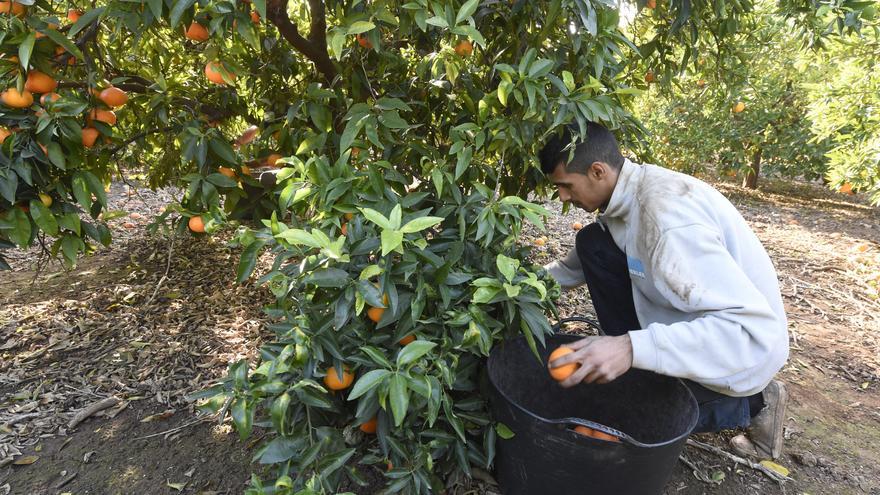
[572,222,583,230]
[35,22,58,39]
[644,70,655,83]
[40,92,60,105]
[399,334,415,345]
[340,222,347,236]
[2,88,34,108]
[0,1,26,16]
[240,165,251,176]
[266,153,282,167]
[367,306,385,323]
[732,101,745,113]
[205,61,234,85]
[0,127,10,143]
[88,108,117,125]
[533,237,546,247]
[81,127,99,148]
[323,366,354,390]
[99,86,128,107]
[839,182,854,194]
[356,33,373,49]
[67,8,83,22]
[455,40,473,57]
[39,193,52,207]
[344,212,354,221]
[548,346,579,381]
[236,125,259,146]
[350,147,360,158]
[188,215,206,233]
[590,429,621,442]
[359,417,377,434]
[218,166,236,179]
[574,425,594,436]
[250,11,260,23]
[185,22,209,42]
[696,79,706,88]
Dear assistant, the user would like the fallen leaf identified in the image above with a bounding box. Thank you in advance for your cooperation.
[167,480,187,491]
[759,460,790,477]
[141,410,175,422]
[860,381,870,389]
[12,455,39,465]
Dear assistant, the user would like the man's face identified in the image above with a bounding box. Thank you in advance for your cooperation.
[549,161,618,212]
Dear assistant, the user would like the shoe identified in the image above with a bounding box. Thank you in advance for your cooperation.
[729,380,788,460]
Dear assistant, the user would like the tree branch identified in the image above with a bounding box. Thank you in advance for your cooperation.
[266,0,336,84]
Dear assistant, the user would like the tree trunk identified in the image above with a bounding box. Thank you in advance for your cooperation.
[742,148,762,189]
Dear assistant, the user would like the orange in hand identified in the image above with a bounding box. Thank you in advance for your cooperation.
[548,346,579,381]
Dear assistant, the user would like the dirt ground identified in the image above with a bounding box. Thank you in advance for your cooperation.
[1,176,878,495]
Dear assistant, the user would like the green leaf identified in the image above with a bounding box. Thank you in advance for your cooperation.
[495,422,515,439]
[348,369,390,400]
[41,30,84,61]
[400,216,443,234]
[70,7,105,37]
[496,254,520,282]
[472,286,501,304]
[60,234,81,267]
[1,209,30,247]
[275,229,322,248]
[146,0,163,20]
[360,208,392,230]
[230,397,253,440]
[396,341,436,367]
[316,448,356,477]
[456,0,479,24]
[347,21,376,35]
[71,174,91,212]
[378,111,409,129]
[237,240,265,283]
[18,32,35,71]
[380,229,403,256]
[389,374,409,426]
[209,138,237,165]
[205,173,238,188]
[303,268,350,287]
[29,200,58,236]
[169,0,197,28]
[259,436,302,464]
[270,392,291,434]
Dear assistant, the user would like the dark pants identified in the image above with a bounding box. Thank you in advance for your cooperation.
[575,223,763,433]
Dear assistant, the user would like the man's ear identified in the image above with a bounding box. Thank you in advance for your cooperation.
[589,161,607,179]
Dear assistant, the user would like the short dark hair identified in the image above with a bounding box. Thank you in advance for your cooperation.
[539,122,624,175]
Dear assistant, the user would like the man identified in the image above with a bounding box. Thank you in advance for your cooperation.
[541,122,790,460]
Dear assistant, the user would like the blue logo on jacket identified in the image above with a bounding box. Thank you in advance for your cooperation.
[627,256,646,279]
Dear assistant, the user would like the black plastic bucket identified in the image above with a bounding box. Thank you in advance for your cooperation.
[488,318,699,495]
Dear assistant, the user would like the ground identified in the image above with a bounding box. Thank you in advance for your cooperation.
[1,176,878,495]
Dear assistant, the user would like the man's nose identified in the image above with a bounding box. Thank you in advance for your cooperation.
[558,189,570,203]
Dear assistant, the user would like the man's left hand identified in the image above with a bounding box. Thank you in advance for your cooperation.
[551,334,634,387]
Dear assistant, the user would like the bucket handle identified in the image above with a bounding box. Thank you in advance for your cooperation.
[552,316,604,336]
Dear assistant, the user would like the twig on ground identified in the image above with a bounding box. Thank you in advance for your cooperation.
[133,416,211,441]
[678,454,722,484]
[145,232,176,306]
[68,396,120,429]
[3,412,41,428]
[686,438,792,483]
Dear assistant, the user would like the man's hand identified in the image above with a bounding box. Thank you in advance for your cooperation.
[549,334,634,387]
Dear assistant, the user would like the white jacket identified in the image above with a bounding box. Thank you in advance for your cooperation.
[545,159,789,396]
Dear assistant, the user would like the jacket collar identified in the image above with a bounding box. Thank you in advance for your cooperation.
[599,158,640,221]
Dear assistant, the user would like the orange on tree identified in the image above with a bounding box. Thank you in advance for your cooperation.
[839,182,854,194]
[323,366,354,390]
[0,127,10,143]
[205,61,235,85]
[39,193,52,207]
[88,109,117,125]
[99,86,128,107]
[697,78,706,87]
[2,88,33,108]
[25,71,58,94]
[340,222,347,235]
[0,1,26,17]
[240,165,252,176]
[359,417,378,434]
[356,33,372,49]
[454,39,473,57]
[235,125,259,146]
[732,101,745,113]
[67,8,83,22]
[218,166,237,179]
[81,127,99,147]
[34,22,58,39]
[185,22,210,42]
[645,70,655,83]
[250,11,260,24]
[399,334,415,345]
[548,346,579,381]
[367,291,390,323]
[266,153,282,167]
[188,215,206,233]
[344,212,354,221]
[40,92,60,105]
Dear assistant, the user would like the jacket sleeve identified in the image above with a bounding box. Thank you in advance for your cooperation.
[543,247,586,290]
[628,224,789,396]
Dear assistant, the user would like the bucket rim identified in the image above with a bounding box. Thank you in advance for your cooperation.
[488,333,699,449]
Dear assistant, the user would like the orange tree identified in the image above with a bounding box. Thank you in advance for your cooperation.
[0,0,840,492]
